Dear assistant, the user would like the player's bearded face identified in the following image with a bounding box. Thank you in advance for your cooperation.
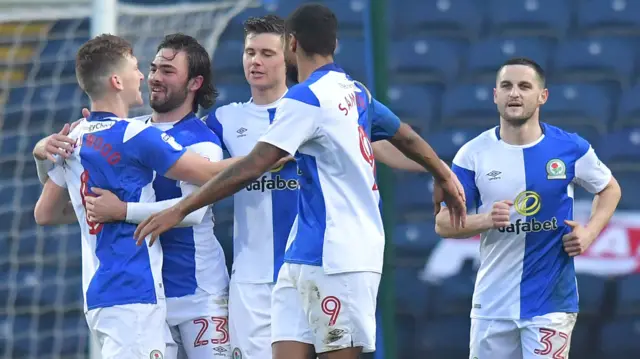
[148,49,190,113]
[243,33,286,90]
[494,65,546,124]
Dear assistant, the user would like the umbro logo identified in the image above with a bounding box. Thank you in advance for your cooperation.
[486,170,501,181]
[236,127,247,138]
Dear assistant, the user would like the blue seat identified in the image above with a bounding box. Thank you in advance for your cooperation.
[394,221,440,258]
[599,317,640,359]
[416,316,470,358]
[395,267,430,317]
[616,84,640,129]
[395,172,434,213]
[487,0,571,38]
[389,37,462,84]
[552,37,635,87]
[322,0,366,30]
[576,274,607,318]
[441,83,496,129]
[8,311,88,358]
[570,318,597,359]
[215,84,251,107]
[396,315,417,359]
[597,130,640,172]
[391,0,482,39]
[35,38,87,80]
[0,133,21,156]
[615,171,640,210]
[429,264,476,316]
[385,84,437,131]
[615,274,640,316]
[577,0,640,36]
[424,128,482,163]
[213,40,244,75]
[465,37,552,82]
[542,83,611,137]
[49,18,90,37]
[334,37,366,81]
[0,160,18,182]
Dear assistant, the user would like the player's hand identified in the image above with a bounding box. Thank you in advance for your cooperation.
[84,188,126,223]
[562,220,596,257]
[433,172,467,229]
[271,155,295,170]
[488,200,513,228]
[134,205,186,247]
[432,165,465,215]
[34,124,75,162]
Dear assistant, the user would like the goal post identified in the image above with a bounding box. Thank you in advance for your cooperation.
[0,1,259,358]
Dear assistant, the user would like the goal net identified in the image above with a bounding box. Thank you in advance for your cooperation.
[0,0,258,358]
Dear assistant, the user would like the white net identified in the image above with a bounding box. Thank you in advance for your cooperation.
[0,1,257,358]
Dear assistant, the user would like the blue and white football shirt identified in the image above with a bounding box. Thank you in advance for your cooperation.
[47,111,186,312]
[130,113,229,300]
[207,74,399,281]
[451,123,612,319]
[259,63,387,274]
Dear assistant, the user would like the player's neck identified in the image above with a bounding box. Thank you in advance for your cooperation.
[250,83,287,106]
[499,117,543,146]
[296,54,333,83]
[90,98,128,119]
[152,103,193,123]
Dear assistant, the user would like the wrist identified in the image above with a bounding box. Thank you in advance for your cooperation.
[118,202,127,221]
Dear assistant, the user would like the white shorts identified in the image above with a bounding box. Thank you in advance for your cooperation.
[271,263,381,354]
[469,312,577,359]
[228,279,274,359]
[166,289,231,359]
[86,302,168,359]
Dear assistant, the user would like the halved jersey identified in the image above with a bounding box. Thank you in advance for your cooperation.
[452,124,612,319]
[259,63,386,274]
[47,111,186,312]
[131,113,229,298]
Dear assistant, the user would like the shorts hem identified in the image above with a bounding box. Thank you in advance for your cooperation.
[271,336,314,345]
[314,343,376,354]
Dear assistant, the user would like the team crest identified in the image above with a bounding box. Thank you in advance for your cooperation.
[149,349,163,359]
[232,348,242,359]
[546,159,566,180]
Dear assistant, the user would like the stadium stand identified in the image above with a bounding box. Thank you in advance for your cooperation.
[2,0,640,358]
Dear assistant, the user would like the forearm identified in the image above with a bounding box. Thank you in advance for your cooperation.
[372,140,427,172]
[127,198,207,227]
[389,125,449,180]
[35,199,76,225]
[178,156,267,216]
[435,208,491,239]
[585,180,621,237]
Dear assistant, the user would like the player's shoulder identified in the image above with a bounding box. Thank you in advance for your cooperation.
[211,100,253,122]
[452,128,498,168]
[178,117,221,146]
[283,81,321,108]
[541,123,591,157]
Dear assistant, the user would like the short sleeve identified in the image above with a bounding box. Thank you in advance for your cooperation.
[124,122,186,176]
[369,99,401,142]
[48,164,67,188]
[573,140,612,194]
[204,110,228,152]
[451,144,481,213]
[259,86,320,155]
[186,141,223,163]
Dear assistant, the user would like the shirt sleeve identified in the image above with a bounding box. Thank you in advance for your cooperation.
[450,143,481,214]
[259,85,321,155]
[369,99,401,142]
[573,136,612,194]
[47,164,67,188]
[204,110,228,152]
[123,121,186,176]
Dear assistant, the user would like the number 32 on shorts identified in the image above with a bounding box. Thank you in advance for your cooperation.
[536,328,569,359]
